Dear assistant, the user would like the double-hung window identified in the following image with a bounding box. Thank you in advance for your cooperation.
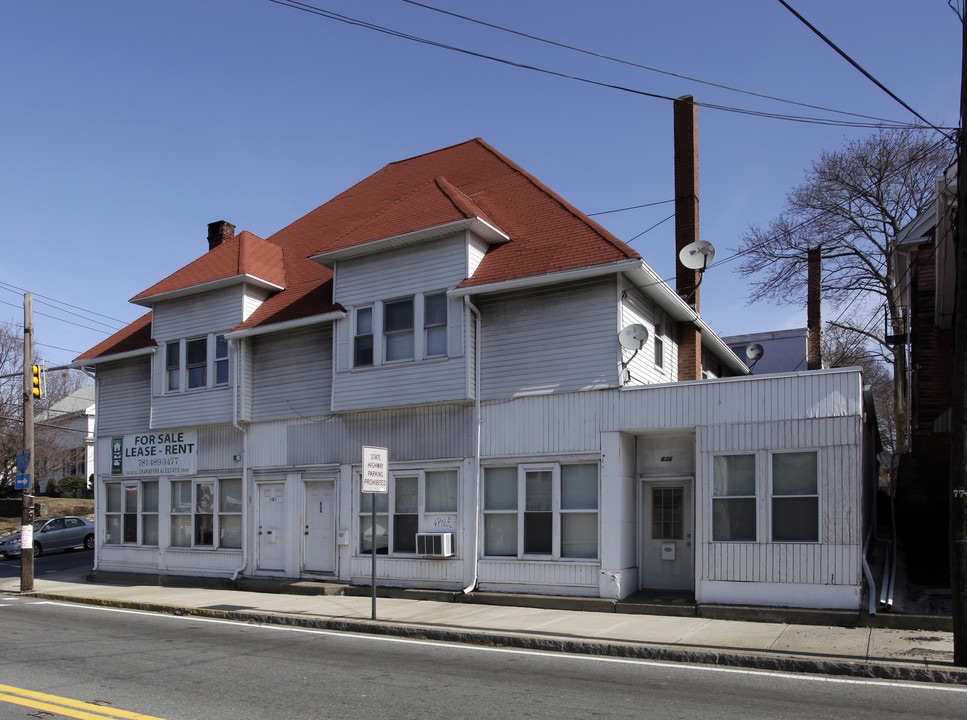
[771,451,819,542]
[712,454,757,541]
[104,480,158,546]
[170,478,242,549]
[352,292,448,368]
[166,343,180,391]
[354,307,374,367]
[164,333,231,392]
[483,463,599,560]
[654,309,665,369]
[424,292,447,357]
[359,469,458,555]
[384,298,414,362]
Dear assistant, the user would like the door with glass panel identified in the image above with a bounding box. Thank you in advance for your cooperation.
[639,478,694,590]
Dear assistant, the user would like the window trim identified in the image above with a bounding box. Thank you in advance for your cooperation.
[104,479,159,546]
[351,291,449,369]
[357,467,459,556]
[711,453,758,543]
[169,477,242,550]
[482,461,600,561]
[770,450,820,543]
[163,333,232,394]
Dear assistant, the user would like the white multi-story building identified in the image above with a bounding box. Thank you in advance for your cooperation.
[75,139,878,609]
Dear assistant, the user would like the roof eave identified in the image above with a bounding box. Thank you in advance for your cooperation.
[310,217,510,268]
[69,346,156,369]
[131,274,284,307]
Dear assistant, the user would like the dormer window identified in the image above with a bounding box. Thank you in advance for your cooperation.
[352,292,448,369]
[163,334,231,393]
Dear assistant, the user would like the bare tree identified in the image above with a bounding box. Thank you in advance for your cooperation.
[0,319,89,496]
[734,128,954,453]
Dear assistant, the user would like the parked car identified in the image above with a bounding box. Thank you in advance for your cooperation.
[0,516,95,558]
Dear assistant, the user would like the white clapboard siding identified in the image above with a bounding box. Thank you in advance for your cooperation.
[477,278,618,399]
[151,285,248,341]
[152,385,235,430]
[331,235,470,410]
[251,326,333,422]
[334,234,469,305]
[96,358,151,434]
[620,286,676,385]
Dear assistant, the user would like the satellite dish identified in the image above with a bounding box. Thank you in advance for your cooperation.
[679,240,716,270]
[618,323,649,350]
[746,343,765,361]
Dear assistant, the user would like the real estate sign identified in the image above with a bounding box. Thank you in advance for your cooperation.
[111,430,198,476]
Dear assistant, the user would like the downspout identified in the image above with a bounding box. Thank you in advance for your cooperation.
[82,365,99,574]
[463,296,482,594]
[230,337,248,582]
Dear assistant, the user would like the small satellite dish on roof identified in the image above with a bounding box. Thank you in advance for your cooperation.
[746,343,764,361]
[618,323,649,350]
[679,240,716,270]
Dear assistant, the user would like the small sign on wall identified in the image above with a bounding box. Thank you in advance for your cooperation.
[661,542,676,561]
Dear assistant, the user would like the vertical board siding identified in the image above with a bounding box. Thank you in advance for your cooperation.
[96,358,151,434]
[477,560,599,593]
[349,557,465,586]
[245,404,475,468]
[477,278,619,400]
[251,326,333,421]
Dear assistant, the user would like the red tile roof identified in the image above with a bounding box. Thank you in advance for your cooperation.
[77,138,641,361]
[74,311,154,362]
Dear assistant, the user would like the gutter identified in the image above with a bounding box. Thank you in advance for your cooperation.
[224,310,346,341]
[68,346,156,370]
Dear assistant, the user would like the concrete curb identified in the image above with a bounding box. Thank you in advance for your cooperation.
[29,591,967,686]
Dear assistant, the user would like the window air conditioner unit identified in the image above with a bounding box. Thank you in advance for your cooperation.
[415,532,454,558]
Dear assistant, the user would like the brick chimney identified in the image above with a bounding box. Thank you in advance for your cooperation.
[807,245,822,370]
[674,95,702,381]
[207,220,236,251]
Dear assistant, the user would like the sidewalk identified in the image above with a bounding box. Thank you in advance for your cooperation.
[2,571,964,685]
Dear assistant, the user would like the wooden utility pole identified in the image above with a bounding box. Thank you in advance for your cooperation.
[949,7,967,666]
[21,293,35,592]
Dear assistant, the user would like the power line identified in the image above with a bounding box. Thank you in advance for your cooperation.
[268,0,946,131]
[402,0,910,127]
[776,0,950,137]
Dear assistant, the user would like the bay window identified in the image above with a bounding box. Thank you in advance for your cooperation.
[351,292,448,368]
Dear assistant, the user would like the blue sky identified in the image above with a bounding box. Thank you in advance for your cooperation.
[1,0,960,368]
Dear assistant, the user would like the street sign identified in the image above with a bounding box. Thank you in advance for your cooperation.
[14,473,30,490]
[15,450,30,473]
[361,446,388,494]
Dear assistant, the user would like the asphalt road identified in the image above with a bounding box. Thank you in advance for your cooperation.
[0,545,92,580]
[0,597,964,720]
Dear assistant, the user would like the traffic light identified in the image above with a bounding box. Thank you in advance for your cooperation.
[31,364,42,400]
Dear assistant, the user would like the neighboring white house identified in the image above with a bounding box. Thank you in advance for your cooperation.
[723,328,809,375]
[35,384,95,494]
[74,139,878,609]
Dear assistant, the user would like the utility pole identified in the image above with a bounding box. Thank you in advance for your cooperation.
[21,293,35,592]
[950,8,967,667]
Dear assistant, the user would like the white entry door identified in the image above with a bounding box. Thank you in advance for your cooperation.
[303,480,335,574]
[639,478,694,591]
[257,482,286,572]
